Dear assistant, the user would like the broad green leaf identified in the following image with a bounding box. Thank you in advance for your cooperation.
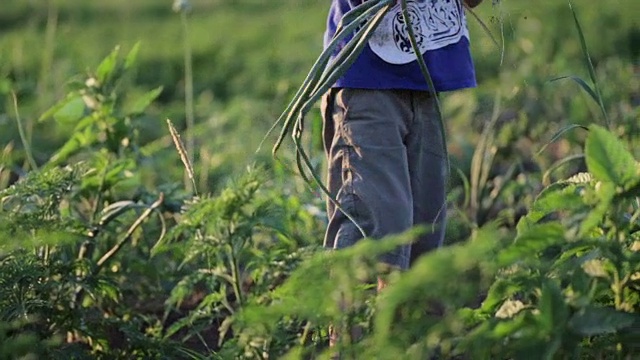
[585,125,637,188]
[500,222,565,265]
[125,86,163,116]
[124,41,141,70]
[96,46,121,84]
[519,176,591,233]
[38,93,80,122]
[568,306,637,336]
[53,96,86,124]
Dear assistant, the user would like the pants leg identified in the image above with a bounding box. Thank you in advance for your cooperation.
[321,88,447,270]
[321,88,414,269]
[406,91,447,266]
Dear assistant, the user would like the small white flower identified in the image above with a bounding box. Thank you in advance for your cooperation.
[85,77,99,88]
[172,0,191,13]
[82,94,98,110]
[495,299,525,319]
[582,259,608,278]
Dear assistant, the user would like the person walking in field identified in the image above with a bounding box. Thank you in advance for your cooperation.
[322,0,483,292]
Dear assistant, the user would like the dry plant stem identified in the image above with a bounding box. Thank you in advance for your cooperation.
[11,92,38,171]
[167,119,198,196]
[95,193,164,271]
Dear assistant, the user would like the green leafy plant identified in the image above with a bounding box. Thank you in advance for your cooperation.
[157,167,317,358]
[0,46,186,359]
[233,126,639,360]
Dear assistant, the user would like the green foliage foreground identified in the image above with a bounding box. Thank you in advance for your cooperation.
[0,44,639,360]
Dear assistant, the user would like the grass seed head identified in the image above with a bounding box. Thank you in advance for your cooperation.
[166,119,196,193]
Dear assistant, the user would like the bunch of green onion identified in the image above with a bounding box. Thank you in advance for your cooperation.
[266,0,449,236]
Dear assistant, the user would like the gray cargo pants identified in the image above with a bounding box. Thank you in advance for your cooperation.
[321,88,447,270]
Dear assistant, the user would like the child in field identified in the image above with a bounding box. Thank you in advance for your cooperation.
[322,0,482,290]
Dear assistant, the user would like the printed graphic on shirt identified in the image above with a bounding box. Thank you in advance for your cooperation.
[368,0,469,64]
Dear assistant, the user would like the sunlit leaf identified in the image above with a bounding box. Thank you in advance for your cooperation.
[125,86,163,116]
[96,46,121,84]
[585,125,637,188]
[124,42,141,70]
[38,94,80,123]
[51,96,86,124]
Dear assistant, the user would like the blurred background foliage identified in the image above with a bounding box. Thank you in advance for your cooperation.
[1,0,638,192]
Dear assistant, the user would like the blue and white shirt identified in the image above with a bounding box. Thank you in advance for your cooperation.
[325,0,477,92]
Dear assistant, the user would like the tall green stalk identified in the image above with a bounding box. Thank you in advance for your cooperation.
[174,0,196,194]
[568,1,610,129]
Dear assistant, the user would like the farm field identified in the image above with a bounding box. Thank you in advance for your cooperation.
[1,0,639,358]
